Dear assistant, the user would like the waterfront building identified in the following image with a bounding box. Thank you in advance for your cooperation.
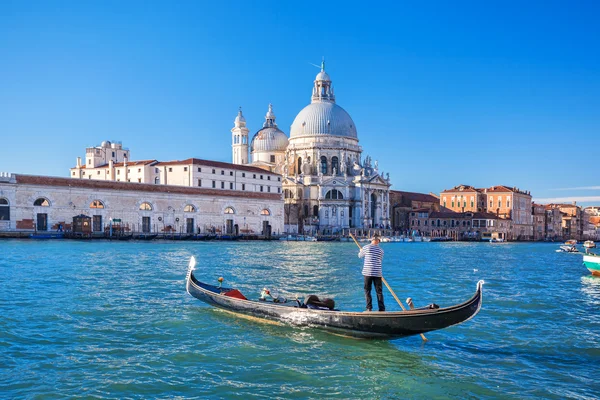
[544,205,563,241]
[440,184,533,240]
[0,173,282,236]
[532,203,546,241]
[70,142,282,195]
[583,206,600,241]
[440,185,486,213]
[545,203,582,240]
[407,209,508,240]
[389,190,440,232]
[231,63,391,234]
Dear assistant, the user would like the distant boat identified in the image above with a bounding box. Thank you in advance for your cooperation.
[565,239,578,246]
[583,240,596,249]
[557,245,579,253]
[583,253,600,276]
[490,238,505,243]
[29,232,64,239]
[279,235,317,242]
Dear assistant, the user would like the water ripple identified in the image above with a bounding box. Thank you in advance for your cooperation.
[1,240,599,399]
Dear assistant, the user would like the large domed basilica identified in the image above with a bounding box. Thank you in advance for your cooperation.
[231,63,391,233]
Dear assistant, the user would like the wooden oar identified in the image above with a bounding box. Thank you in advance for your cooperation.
[349,233,428,342]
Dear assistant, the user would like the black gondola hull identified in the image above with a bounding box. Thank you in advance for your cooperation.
[186,270,483,339]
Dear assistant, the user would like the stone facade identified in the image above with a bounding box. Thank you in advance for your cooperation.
[0,174,283,236]
[408,210,510,240]
[390,190,440,232]
[532,203,546,241]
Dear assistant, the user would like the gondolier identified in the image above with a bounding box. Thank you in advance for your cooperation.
[358,234,385,312]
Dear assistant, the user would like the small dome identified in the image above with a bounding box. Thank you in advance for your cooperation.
[234,108,246,124]
[315,70,331,82]
[251,127,288,153]
[290,102,357,138]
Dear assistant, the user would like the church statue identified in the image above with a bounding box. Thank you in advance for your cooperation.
[374,160,379,172]
[340,158,347,175]
[386,172,390,181]
[302,157,311,175]
[332,167,337,176]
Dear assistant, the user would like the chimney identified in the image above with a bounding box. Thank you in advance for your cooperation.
[109,160,114,181]
[76,157,81,168]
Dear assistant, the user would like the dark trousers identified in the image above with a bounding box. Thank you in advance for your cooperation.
[364,276,385,311]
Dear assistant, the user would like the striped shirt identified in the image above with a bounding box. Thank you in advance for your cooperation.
[359,244,384,277]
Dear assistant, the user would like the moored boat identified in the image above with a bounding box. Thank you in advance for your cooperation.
[185,257,484,339]
[583,253,600,276]
[584,240,596,249]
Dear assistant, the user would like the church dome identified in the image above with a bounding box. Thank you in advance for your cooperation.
[251,127,288,152]
[290,64,357,139]
[250,104,288,153]
[290,102,357,138]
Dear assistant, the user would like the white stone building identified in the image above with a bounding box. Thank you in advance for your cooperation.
[231,63,391,233]
[70,142,282,195]
[0,173,282,236]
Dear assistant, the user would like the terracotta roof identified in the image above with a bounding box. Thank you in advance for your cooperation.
[155,158,279,175]
[14,174,282,200]
[390,190,439,203]
[75,160,158,169]
[441,185,479,193]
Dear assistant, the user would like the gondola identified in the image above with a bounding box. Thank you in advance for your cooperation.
[185,257,484,339]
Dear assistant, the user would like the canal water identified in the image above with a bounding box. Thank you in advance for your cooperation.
[1,240,598,399]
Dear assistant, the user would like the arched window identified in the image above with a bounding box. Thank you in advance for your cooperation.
[325,190,344,200]
[0,198,9,221]
[224,207,235,214]
[34,198,50,206]
[139,202,153,211]
[297,157,302,174]
[331,156,339,174]
[320,156,328,174]
[313,205,319,216]
[90,200,104,209]
[260,209,270,216]
[184,205,196,212]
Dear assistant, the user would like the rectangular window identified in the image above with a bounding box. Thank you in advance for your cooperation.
[197,167,201,172]
[253,174,256,179]
[212,169,216,174]
[278,177,281,181]
[221,182,225,189]
[128,169,131,173]
[72,172,75,176]
[82,171,86,175]
[230,182,233,189]
[270,155,275,163]
[230,171,233,176]
[260,186,264,192]
[138,178,141,183]
[278,188,281,193]
[242,173,246,177]
[260,175,263,180]
[112,151,115,157]
[155,168,159,173]
[168,168,172,172]
[267,176,271,180]
[212,181,216,188]
[117,170,120,175]
[198,179,201,187]
[268,186,271,192]
[451,201,454,208]
[97,170,100,175]
[221,170,224,175]
[184,167,188,172]
[137,168,141,173]
[242,184,246,191]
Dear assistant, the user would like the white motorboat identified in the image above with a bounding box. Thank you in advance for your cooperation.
[583,240,596,249]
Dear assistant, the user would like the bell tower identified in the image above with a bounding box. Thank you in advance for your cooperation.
[231,107,249,165]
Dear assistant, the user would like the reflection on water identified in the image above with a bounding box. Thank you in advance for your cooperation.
[1,240,599,399]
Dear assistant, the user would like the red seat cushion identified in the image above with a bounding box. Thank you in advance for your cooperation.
[223,289,247,300]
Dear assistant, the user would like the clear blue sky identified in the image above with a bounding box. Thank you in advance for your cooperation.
[1,1,599,206]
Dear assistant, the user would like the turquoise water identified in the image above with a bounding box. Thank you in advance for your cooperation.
[1,240,598,399]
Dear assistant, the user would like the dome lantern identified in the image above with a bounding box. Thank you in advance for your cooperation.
[312,59,335,103]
